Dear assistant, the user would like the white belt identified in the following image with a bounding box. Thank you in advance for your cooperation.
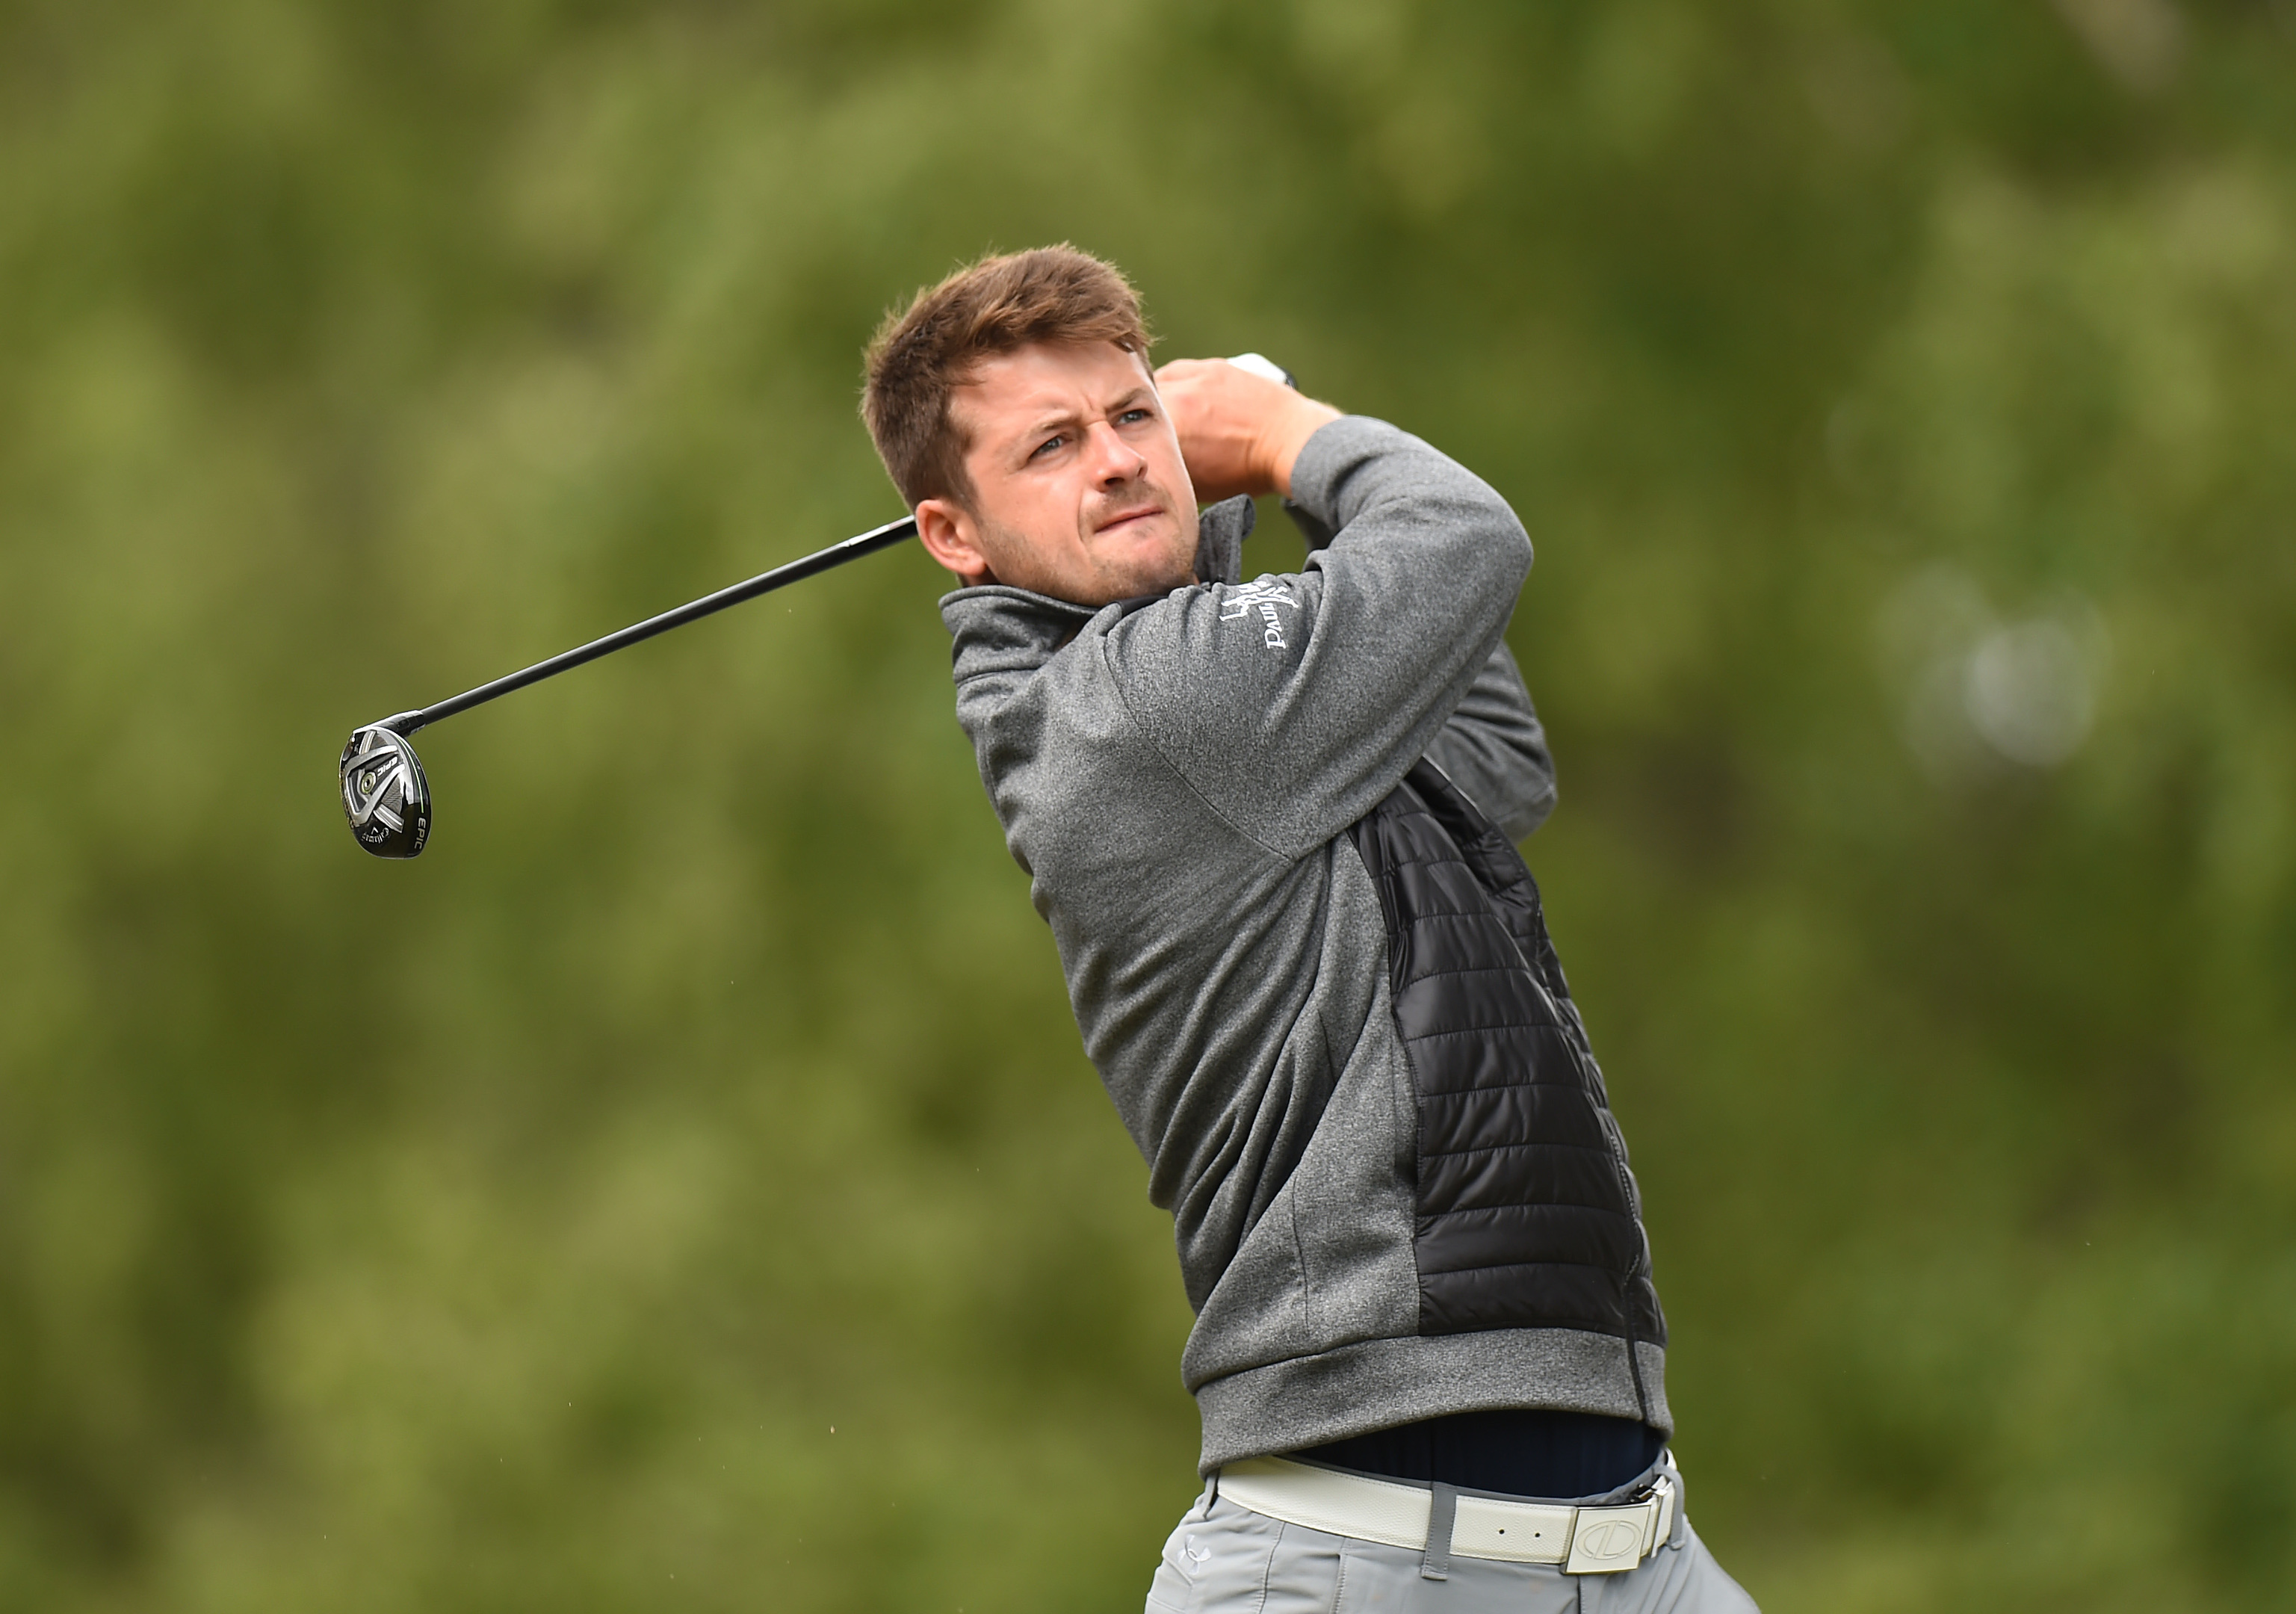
[1217,1455,1678,1576]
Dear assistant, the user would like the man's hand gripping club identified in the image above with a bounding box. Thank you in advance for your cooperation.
[1157,358,1341,504]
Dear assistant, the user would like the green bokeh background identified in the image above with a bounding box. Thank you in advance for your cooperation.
[4,2,2292,1609]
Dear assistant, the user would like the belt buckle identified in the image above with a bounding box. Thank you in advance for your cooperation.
[1563,1484,1662,1576]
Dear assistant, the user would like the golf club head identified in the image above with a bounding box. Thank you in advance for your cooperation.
[341,717,430,859]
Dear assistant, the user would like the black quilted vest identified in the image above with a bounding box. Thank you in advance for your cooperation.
[1347,760,1665,1412]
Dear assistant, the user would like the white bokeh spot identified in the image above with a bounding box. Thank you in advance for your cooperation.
[1878,565,2109,779]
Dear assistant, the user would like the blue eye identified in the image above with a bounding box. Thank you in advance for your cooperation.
[1032,434,1065,459]
[1118,408,1151,424]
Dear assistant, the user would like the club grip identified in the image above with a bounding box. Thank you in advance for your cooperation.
[1225,351,1297,390]
[1224,354,1330,546]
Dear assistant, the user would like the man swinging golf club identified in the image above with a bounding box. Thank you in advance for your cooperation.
[863,246,1757,1613]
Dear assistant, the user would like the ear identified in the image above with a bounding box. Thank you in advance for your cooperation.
[915,497,994,587]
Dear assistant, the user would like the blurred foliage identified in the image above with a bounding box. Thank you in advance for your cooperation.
[1,1,2292,1610]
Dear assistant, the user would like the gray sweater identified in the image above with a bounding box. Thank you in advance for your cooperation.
[941,418,1668,1472]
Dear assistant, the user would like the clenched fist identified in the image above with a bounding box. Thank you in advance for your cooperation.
[1154,358,1340,505]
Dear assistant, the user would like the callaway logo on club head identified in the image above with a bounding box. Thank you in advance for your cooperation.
[1219,578,1299,650]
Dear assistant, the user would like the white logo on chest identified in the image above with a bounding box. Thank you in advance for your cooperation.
[1219,579,1299,650]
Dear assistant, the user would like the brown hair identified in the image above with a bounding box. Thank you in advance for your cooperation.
[861,245,1152,510]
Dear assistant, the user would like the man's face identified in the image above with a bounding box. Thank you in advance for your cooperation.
[915,341,1201,606]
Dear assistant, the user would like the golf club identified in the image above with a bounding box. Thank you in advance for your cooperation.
[339,353,1297,859]
[339,513,916,857]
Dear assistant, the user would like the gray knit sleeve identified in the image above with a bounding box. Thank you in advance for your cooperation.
[1098,418,1533,860]
[1424,638,1556,841]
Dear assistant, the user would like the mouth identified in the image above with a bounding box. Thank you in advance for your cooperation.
[1093,504,1166,537]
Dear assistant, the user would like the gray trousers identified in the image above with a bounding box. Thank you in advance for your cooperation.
[1144,1462,1759,1613]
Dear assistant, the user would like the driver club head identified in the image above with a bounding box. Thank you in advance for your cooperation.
[341,717,431,858]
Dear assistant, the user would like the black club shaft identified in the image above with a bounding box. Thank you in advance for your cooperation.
[382,515,918,738]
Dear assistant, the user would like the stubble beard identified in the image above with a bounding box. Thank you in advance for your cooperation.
[1083,472,1198,601]
[985,478,1198,606]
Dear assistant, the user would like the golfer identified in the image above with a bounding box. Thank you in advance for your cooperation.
[862,247,1757,1613]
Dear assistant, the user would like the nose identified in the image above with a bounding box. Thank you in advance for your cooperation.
[1083,419,1147,486]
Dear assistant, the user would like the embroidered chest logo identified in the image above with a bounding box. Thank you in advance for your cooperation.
[1219,579,1299,651]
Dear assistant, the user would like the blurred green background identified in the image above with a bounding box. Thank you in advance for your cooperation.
[3,1,2292,1609]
